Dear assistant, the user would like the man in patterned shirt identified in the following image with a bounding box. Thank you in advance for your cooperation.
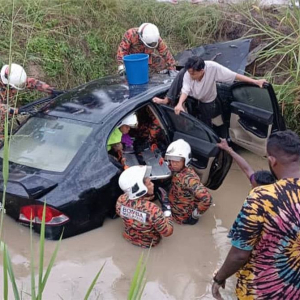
[0,63,60,142]
[117,23,177,74]
[165,139,212,225]
[212,130,300,300]
[116,165,173,248]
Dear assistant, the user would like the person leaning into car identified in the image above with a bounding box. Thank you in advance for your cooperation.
[153,56,267,133]
[0,63,62,143]
[116,165,173,248]
[117,23,177,75]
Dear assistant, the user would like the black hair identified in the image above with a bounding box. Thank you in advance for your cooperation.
[267,130,300,163]
[184,56,205,71]
[253,170,276,185]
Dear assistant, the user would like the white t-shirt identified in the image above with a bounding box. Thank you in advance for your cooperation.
[181,61,237,103]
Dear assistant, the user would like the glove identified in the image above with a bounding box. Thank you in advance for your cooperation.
[52,90,65,97]
[118,64,125,76]
[168,69,179,77]
[157,187,172,216]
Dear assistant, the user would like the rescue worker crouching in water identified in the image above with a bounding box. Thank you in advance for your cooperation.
[165,139,212,225]
[107,113,138,168]
[116,165,173,248]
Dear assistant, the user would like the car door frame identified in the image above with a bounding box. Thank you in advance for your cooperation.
[228,82,286,156]
[153,103,232,190]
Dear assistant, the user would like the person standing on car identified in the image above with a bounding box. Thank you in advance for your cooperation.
[165,139,212,225]
[212,130,300,300]
[153,57,267,133]
[0,63,61,142]
[116,165,173,248]
[117,23,177,75]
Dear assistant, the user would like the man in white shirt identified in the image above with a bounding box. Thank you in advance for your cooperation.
[174,56,266,128]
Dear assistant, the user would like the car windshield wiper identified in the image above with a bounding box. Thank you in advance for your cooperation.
[18,91,66,116]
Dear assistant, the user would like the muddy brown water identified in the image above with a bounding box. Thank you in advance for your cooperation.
[0,150,269,299]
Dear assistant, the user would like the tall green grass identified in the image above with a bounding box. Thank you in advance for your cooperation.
[127,249,150,300]
[1,1,105,297]
[231,1,300,133]
[0,0,225,94]
[1,0,298,132]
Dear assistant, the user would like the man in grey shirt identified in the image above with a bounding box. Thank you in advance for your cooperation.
[153,57,267,134]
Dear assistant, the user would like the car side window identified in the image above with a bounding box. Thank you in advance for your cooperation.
[163,108,211,142]
[232,86,273,112]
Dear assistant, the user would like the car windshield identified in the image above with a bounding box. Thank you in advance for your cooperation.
[0,116,93,172]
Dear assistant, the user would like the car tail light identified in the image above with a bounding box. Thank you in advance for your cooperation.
[19,205,69,225]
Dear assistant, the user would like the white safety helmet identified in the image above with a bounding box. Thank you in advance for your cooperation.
[1,63,27,90]
[138,23,160,49]
[165,139,191,167]
[117,113,138,128]
[118,165,152,200]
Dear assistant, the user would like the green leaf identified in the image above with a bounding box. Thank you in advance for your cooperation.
[4,244,20,300]
[84,262,106,300]
[128,244,152,300]
[132,263,146,300]
[41,229,64,293]
[37,202,46,300]
[3,244,8,300]
[127,252,144,300]
[30,220,36,300]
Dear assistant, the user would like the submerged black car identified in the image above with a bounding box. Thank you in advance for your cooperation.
[0,72,285,239]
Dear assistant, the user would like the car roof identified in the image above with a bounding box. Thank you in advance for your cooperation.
[43,74,172,124]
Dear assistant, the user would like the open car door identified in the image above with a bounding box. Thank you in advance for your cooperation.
[229,83,286,156]
[155,105,232,190]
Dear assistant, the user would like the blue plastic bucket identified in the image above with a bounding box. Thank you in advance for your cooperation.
[123,53,149,85]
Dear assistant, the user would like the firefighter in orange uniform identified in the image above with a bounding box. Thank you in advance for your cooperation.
[0,63,62,142]
[117,23,177,75]
[165,139,212,225]
[116,165,173,248]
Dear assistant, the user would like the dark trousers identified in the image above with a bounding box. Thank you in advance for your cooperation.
[186,97,227,138]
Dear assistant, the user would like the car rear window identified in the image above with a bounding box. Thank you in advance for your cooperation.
[0,116,93,172]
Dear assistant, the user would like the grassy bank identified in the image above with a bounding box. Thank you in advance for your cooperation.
[0,0,299,132]
[0,0,224,88]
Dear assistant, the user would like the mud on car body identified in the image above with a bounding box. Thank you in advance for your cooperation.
[0,72,285,239]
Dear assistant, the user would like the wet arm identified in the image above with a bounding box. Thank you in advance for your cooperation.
[214,246,251,282]
[227,147,254,180]
[26,78,54,94]
[218,139,254,180]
